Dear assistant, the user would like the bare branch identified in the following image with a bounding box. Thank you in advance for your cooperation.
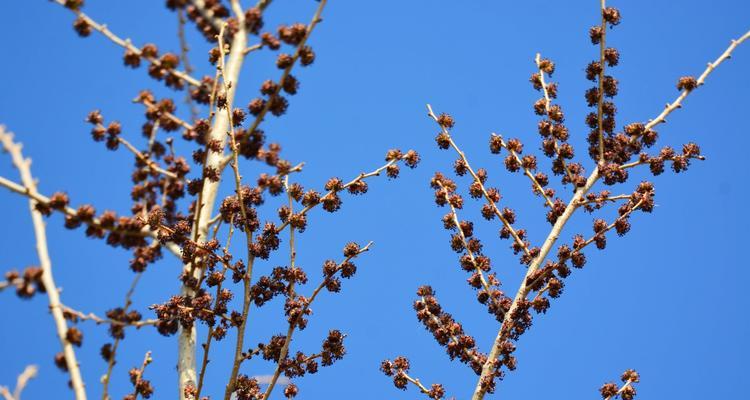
[0,128,87,400]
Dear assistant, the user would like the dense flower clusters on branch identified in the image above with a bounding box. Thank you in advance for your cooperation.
[381,2,749,399]
[0,1,746,400]
[0,1,419,400]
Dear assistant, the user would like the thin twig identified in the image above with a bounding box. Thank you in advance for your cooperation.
[51,0,201,87]
[0,278,23,293]
[604,379,635,400]
[401,370,434,398]
[59,304,157,327]
[274,157,405,233]
[436,181,494,297]
[177,8,200,122]
[195,218,235,398]
[420,295,483,366]
[101,272,143,400]
[129,351,153,400]
[618,153,705,170]
[633,30,750,139]
[242,43,264,55]
[576,193,630,206]
[136,98,196,132]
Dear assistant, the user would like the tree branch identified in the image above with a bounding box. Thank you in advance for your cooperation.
[0,175,182,257]
[0,128,87,400]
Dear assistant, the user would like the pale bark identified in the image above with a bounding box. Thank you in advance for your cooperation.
[178,27,247,400]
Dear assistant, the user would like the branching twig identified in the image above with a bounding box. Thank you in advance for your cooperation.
[470,169,600,400]
[274,157,406,233]
[216,15,262,398]
[0,365,38,400]
[129,351,153,400]
[260,242,373,400]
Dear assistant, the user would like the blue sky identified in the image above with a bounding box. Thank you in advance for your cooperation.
[1,1,748,399]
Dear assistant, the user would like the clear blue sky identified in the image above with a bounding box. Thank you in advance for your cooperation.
[1,1,748,399]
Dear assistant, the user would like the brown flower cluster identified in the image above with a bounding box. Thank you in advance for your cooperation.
[3,267,45,298]
[124,352,154,399]
[413,286,489,374]
[381,356,446,399]
[599,369,639,400]
[529,55,586,188]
